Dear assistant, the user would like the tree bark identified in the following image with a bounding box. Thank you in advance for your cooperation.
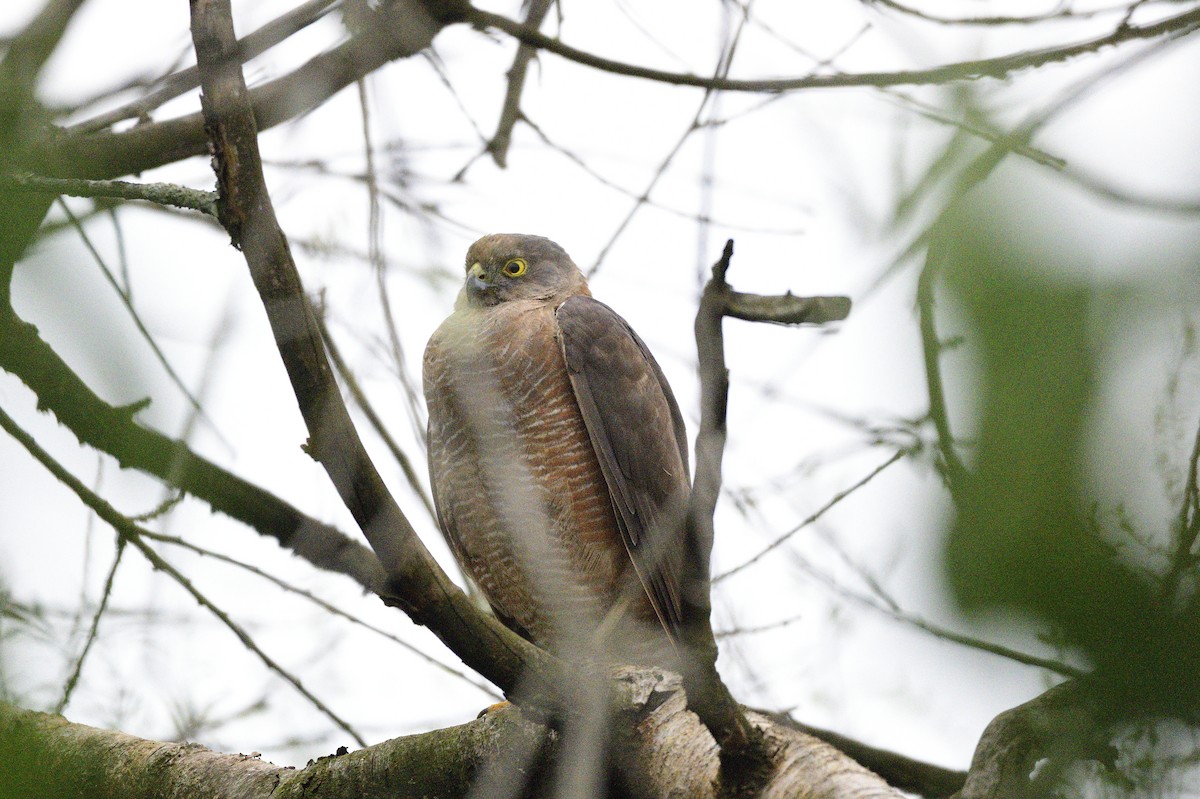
[1,670,903,799]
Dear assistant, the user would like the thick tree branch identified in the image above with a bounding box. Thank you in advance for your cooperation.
[188,0,560,707]
[1,670,903,799]
[761,709,966,798]
[0,0,86,144]
[958,680,1113,799]
[32,0,467,182]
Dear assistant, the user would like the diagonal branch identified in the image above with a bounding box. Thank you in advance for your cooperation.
[67,0,341,135]
[465,4,1200,94]
[0,0,87,143]
[188,0,560,705]
[35,0,468,182]
[0,307,387,594]
[487,0,555,167]
[0,402,367,747]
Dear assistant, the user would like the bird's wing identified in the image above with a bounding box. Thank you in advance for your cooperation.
[556,296,690,637]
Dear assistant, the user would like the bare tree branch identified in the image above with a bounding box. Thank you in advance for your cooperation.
[0,173,218,215]
[35,0,467,181]
[189,0,562,706]
[0,0,87,143]
[0,402,368,747]
[487,0,555,167]
[682,240,771,793]
[67,0,342,135]
[465,4,1200,93]
[760,708,967,798]
[0,309,388,594]
[54,540,124,715]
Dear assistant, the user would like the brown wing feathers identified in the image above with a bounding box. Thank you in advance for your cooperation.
[556,296,690,636]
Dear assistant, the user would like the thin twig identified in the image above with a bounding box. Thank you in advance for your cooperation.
[139,528,499,700]
[0,174,218,216]
[869,0,1154,26]
[1163,417,1200,603]
[318,312,437,522]
[57,200,228,451]
[716,450,905,583]
[916,258,969,493]
[466,4,1200,94]
[55,540,125,714]
[791,550,1086,678]
[356,80,428,456]
[520,115,805,236]
[0,401,368,747]
[588,9,750,277]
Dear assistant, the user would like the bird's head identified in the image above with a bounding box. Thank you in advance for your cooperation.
[458,233,590,307]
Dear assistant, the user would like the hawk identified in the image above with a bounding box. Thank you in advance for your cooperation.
[423,233,690,669]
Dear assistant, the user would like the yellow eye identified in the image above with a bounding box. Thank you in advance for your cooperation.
[502,258,527,277]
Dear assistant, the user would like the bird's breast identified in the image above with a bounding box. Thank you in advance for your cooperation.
[424,301,629,651]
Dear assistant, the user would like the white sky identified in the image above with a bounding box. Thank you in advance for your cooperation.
[1,0,1199,779]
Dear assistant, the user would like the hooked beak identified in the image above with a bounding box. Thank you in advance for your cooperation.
[467,262,488,288]
[465,262,499,304]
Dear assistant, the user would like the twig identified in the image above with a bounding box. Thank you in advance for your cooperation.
[588,9,750,277]
[521,115,805,235]
[466,4,1200,93]
[1163,417,1200,603]
[55,540,125,714]
[715,449,905,583]
[139,528,499,700]
[869,0,1151,26]
[916,257,969,493]
[0,401,368,747]
[317,312,437,523]
[356,81,428,460]
[56,199,226,448]
[792,550,1086,678]
[487,0,555,167]
[0,173,218,216]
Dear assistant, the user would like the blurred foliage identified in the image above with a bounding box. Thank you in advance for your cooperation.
[937,194,1200,716]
